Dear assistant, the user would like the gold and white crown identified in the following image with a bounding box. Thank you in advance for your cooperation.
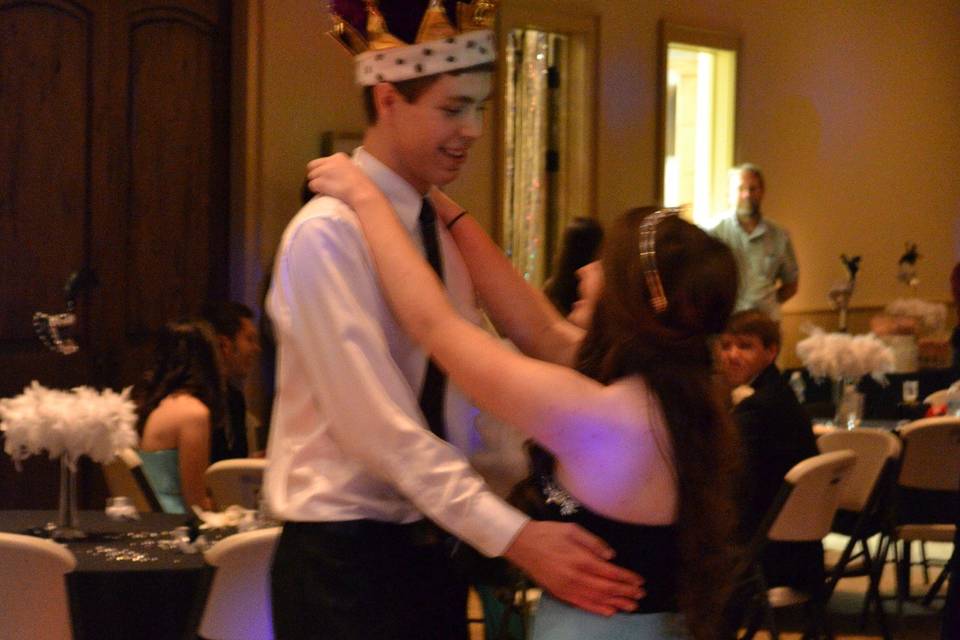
[329,0,498,86]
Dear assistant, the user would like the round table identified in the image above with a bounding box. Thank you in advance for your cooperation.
[0,510,215,640]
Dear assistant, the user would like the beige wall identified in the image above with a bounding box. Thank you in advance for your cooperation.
[240,0,960,369]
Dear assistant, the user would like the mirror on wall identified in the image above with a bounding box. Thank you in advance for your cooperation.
[657,22,740,229]
[497,5,598,287]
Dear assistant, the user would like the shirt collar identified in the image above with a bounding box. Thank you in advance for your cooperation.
[735,214,768,240]
[750,219,768,240]
[729,216,767,240]
[353,147,424,233]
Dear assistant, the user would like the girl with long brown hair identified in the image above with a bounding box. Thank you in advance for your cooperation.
[307,154,741,639]
[133,320,226,513]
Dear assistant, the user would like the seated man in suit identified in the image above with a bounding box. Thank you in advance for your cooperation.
[717,310,822,592]
[202,301,262,460]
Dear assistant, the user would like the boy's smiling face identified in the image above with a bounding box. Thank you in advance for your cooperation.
[382,71,491,192]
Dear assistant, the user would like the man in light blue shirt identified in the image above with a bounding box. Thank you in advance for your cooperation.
[710,163,799,321]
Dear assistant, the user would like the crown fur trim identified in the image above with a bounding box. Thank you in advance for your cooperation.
[355,30,494,85]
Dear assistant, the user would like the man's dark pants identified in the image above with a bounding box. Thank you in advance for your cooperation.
[271,520,469,640]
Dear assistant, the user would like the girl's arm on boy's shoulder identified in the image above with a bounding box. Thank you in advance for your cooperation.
[428,187,584,366]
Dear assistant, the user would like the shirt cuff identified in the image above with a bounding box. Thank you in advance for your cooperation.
[462,492,530,557]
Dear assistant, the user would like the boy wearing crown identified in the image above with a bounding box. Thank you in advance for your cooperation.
[263,2,643,638]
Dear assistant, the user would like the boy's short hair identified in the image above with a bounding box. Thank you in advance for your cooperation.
[362,61,496,124]
[724,309,781,349]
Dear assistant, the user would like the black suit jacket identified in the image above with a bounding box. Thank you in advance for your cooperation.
[733,363,822,590]
[210,384,249,464]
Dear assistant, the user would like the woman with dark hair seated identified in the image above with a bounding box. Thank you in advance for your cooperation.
[306,155,741,639]
[133,320,226,513]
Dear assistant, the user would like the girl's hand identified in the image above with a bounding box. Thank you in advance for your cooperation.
[306,154,380,209]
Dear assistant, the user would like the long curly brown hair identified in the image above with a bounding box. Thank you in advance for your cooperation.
[575,207,741,639]
[132,320,227,436]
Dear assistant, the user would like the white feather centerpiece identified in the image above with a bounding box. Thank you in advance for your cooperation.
[0,381,139,539]
[0,381,138,468]
[796,326,895,429]
[796,326,895,383]
[884,297,948,336]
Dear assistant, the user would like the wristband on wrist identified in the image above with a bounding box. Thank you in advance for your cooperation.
[446,210,469,231]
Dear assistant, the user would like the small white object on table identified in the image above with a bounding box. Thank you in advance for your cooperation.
[813,419,906,437]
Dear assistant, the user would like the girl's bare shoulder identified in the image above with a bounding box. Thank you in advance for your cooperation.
[154,393,210,423]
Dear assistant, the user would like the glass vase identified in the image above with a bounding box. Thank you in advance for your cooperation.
[833,378,864,430]
[53,456,85,540]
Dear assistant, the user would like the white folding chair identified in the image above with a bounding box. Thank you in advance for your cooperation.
[818,429,901,640]
[889,417,960,610]
[0,532,77,640]
[198,527,281,640]
[101,448,163,512]
[735,450,858,640]
[922,388,952,407]
[204,458,267,510]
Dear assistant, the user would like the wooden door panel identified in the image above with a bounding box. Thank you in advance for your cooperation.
[126,8,218,337]
[111,0,230,387]
[0,0,102,507]
[0,0,231,508]
[0,1,96,395]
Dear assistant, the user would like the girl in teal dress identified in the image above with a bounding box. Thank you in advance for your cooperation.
[132,320,227,513]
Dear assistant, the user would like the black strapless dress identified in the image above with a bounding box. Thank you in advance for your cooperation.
[539,474,681,614]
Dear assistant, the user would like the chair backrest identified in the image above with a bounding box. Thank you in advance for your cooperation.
[923,388,951,406]
[204,458,268,510]
[897,417,960,491]
[0,533,77,640]
[199,527,280,640]
[767,450,858,543]
[101,448,163,512]
[817,429,901,512]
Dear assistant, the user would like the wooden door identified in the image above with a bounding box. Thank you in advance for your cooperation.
[0,0,231,508]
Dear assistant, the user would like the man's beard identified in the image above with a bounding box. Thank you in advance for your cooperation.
[736,200,760,219]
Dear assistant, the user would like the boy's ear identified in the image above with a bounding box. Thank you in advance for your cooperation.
[372,82,402,121]
[217,334,232,358]
[766,342,780,365]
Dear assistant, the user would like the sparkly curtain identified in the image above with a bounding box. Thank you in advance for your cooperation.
[503,30,552,284]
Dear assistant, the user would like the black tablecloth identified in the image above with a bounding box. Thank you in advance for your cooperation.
[0,511,214,640]
[785,366,959,420]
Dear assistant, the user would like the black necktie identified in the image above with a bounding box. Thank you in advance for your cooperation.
[418,199,448,440]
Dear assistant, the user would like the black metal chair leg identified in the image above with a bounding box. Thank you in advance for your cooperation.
[852,539,875,630]
[825,533,860,599]
[920,541,931,584]
[867,543,893,640]
[806,585,834,640]
[921,563,951,607]
[897,539,911,614]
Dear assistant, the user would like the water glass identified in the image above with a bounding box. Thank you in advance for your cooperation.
[105,496,139,521]
[902,380,919,404]
[838,390,864,430]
